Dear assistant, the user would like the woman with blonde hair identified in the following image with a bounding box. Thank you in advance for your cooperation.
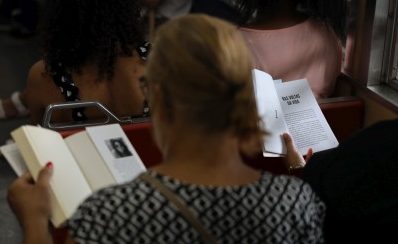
[8,14,325,243]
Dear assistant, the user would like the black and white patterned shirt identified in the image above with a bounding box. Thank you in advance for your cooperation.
[68,171,325,243]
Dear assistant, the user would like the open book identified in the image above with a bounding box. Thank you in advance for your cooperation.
[253,69,339,155]
[4,124,146,227]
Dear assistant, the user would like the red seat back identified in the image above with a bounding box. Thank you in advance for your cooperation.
[53,97,364,243]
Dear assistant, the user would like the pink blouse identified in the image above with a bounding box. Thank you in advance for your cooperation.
[240,19,342,98]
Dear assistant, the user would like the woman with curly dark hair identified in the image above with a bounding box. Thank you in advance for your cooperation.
[0,0,149,123]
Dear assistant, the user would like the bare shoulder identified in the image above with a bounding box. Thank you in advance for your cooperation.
[308,18,340,42]
[26,60,49,86]
[25,60,61,124]
[25,60,55,105]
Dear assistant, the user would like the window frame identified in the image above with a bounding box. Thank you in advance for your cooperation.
[355,0,398,110]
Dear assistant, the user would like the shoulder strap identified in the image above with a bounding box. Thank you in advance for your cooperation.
[138,173,218,244]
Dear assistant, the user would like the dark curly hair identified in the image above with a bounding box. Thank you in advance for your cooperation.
[236,0,347,40]
[41,0,144,81]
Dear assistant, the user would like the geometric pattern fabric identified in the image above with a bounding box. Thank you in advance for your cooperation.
[68,171,325,243]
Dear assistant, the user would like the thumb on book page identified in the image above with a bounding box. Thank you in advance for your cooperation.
[282,133,306,168]
[36,162,53,187]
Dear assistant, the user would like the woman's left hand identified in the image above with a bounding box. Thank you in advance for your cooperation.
[7,162,53,229]
[282,133,313,170]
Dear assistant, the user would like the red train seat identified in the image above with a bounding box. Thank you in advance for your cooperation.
[53,96,364,243]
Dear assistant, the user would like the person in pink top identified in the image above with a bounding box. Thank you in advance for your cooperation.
[237,0,346,98]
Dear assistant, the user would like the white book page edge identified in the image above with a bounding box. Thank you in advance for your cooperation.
[0,143,27,176]
[253,69,288,154]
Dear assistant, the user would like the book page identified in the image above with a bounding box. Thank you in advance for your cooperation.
[275,79,339,154]
[0,143,27,176]
[11,126,92,227]
[65,131,116,191]
[253,69,289,155]
[86,124,146,183]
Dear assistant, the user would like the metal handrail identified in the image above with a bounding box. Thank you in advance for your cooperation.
[42,101,150,130]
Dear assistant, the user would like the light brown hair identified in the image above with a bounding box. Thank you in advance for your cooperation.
[146,14,265,155]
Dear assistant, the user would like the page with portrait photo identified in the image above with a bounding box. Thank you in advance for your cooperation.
[86,124,146,183]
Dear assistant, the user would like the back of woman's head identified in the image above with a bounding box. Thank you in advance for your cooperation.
[42,0,144,80]
[146,14,264,155]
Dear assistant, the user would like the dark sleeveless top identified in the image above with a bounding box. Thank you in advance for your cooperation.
[51,42,150,121]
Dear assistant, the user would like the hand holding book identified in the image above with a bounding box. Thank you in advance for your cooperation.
[4,124,146,227]
[282,133,313,172]
[7,162,53,243]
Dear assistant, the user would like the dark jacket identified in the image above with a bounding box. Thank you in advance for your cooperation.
[303,119,398,243]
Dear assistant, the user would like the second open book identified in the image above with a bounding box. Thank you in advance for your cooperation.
[7,124,146,227]
[253,69,338,156]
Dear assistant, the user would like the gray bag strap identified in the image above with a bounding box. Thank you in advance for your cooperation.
[138,173,218,244]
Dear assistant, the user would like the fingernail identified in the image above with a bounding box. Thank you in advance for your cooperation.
[46,162,53,169]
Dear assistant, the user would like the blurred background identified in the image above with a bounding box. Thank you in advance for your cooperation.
[0,0,398,242]
[0,0,41,242]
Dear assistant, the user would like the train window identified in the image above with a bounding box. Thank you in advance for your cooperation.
[390,1,398,91]
[366,0,391,87]
[352,0,398,108]
[384,1,398,90]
